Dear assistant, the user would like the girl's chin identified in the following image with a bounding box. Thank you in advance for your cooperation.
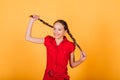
[54,36,62,39]
[54,36,60,39]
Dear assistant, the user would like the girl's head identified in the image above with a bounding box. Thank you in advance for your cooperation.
[53,20,68,39]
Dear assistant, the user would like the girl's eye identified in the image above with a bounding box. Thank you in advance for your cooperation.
[58,29,62,31]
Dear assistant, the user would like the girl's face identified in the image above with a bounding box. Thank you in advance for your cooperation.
[53,22,67,39]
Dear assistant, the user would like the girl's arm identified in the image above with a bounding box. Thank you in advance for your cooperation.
[25,15,44,44]
[69,51,86,68]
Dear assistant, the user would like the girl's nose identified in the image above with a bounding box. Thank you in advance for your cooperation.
[54,30,58,33]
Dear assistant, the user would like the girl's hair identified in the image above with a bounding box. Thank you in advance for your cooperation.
[30,15,82,52]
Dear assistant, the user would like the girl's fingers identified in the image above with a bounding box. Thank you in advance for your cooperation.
[80,51,87,61]
[81,51,86,57]
[30,15,40,20]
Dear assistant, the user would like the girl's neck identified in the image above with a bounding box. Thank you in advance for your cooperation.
[55,37,64,46]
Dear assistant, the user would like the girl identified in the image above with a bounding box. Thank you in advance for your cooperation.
[25,15,86,80]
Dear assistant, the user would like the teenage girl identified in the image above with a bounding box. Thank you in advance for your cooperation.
[25,15,86,80]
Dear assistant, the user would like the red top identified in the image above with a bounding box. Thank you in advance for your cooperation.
[44,35,75,79]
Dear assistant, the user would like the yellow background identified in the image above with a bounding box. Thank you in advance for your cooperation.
[0,0,120,80]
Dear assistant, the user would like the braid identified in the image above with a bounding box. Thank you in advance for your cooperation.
[30,15,53,28]
[67,29,83,52]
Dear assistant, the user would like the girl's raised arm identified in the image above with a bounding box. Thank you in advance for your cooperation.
[25,15,44,44]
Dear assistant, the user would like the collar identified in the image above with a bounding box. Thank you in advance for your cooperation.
[54,36,68,46]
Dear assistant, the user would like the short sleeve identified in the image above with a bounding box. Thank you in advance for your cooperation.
[44,35,53,46]
[69,42,75,53]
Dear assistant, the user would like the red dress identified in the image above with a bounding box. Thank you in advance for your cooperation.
[43,35,75,80]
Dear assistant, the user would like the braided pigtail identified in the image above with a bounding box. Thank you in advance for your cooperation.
[67,29,82,52]
[30,15,53,28]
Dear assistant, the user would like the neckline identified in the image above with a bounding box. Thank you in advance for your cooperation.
[54,36,67,46]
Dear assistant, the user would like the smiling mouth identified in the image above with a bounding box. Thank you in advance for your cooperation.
[54,33,60,37]
[54,34,59,37]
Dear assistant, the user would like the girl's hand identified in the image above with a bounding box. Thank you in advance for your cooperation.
[80,51,86,62]
[29,15,40,23]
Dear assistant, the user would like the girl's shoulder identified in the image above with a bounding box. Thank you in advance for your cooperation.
[45,35,54,40]
[65,38,75,48]
[65,40,75,53]
[44,35,54,46]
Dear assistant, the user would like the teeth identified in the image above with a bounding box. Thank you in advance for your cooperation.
[54,34,59,36]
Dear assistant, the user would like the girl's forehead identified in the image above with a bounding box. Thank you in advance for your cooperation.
[53,22,64,28]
